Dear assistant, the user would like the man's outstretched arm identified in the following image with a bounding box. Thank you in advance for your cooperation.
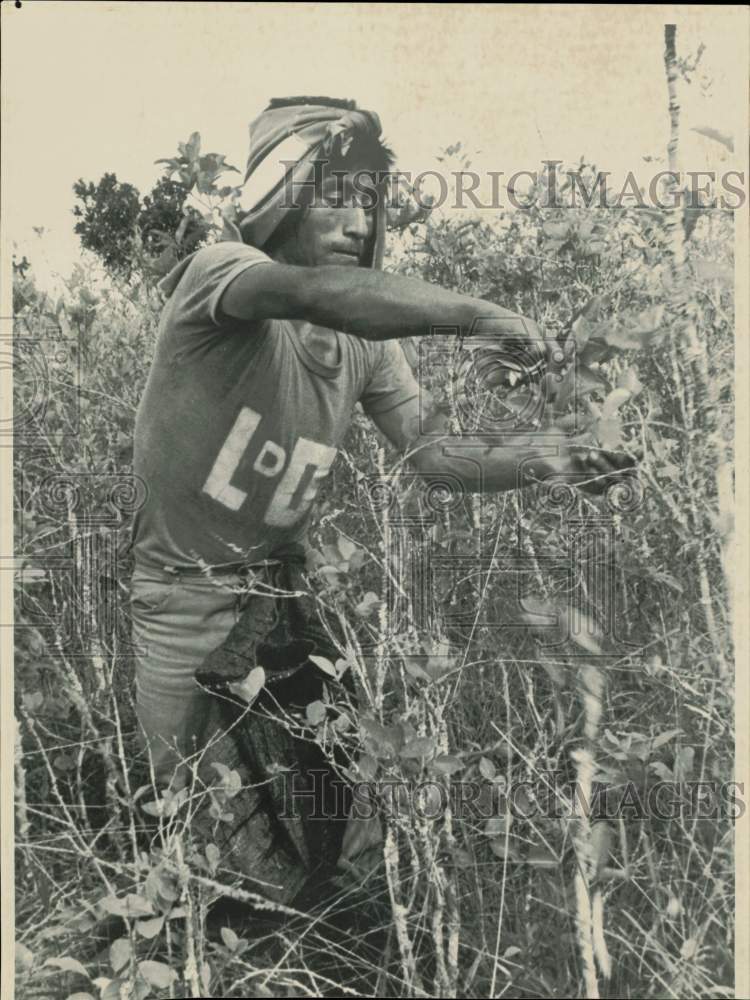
[220,261,535,342]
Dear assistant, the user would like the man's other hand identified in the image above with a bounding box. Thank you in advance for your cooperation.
[533,445,639,496]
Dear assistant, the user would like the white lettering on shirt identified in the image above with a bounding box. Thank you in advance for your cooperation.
[253,439,286,477]
[265,437,337,527]
[201,406,261,511]
[202,407,337,527]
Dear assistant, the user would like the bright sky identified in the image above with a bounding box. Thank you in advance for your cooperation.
[1,2,745,290]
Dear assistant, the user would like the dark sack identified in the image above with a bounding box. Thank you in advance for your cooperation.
[194,544,352,904]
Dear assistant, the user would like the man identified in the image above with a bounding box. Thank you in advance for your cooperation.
[130,96,630,801]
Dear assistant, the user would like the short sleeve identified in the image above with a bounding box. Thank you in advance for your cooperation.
[160,241,274,330]
[360,339,421,417]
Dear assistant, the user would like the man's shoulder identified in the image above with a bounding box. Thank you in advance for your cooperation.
[159,240,273,301]
[193,240,271,268]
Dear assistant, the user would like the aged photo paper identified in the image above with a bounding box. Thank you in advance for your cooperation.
[2,4,748,998]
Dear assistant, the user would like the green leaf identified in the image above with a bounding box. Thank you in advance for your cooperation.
[183,132,201,162]
[603,306,665,352]
[650,761,673,781]
[423,654,456,682]
[680,937,699,960]
[138,960,177,990]
[100,981,121,1000]
[403,657,431,682]
[136,916,165,940]
[674,745,695,781]
[335,657,353,678]
[15,942,34,969]
[431,755,464,775]
[543,221,570,239]
[690,125,733,152]
[489,837,518,860]
[593,416,625,451]
[554,364,609,409]
[101,895,154,919]
[403,653,454,684]
[318,565,343,587]
[22,691,44,713]
[332,711,352,733]
[601,387,632,420]
[348,546,366,572]
[354,592,382,618]
[205,843,220,874]
[616,367,644,396]
[400,736,436,759]
[337,536,357,561]
[220,926,239,952]
[228,666,266,703]
[309,654,336,677]
[358,754,378,781]
[143,867,179,908]
[484,815,511,837]
[45,956,89,979]
[140,787,187,819]
[649,728,682,751]
[306,701,327,726]
[360,716,392,750]
[519,594,557,628]
[479,757,496,780]
[109,938,131,973]
[211,762,242,797]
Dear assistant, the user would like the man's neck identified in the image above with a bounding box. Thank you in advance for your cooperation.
[297,323,341,367]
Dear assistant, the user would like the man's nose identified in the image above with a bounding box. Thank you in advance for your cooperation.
[342,206,372,241]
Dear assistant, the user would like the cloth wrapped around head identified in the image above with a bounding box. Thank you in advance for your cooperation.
[238,97,395,269]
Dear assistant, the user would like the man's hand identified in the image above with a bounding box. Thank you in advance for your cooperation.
[533,443,638,496]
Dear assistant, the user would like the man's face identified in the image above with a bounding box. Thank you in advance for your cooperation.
[276,154,376,268]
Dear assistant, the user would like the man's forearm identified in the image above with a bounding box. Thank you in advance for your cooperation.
[291,266,531,342]
[223,259,538,340]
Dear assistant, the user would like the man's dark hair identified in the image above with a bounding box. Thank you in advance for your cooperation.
[264,96,357,112]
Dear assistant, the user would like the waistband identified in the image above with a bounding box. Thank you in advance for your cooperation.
[132,558,284,580]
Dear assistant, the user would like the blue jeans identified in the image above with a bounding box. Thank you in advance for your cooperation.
[130,562,265,785]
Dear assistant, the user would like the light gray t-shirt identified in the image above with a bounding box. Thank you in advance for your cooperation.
[132,241,420,569]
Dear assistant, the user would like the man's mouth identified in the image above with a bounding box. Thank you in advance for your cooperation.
[330,248,362,261]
